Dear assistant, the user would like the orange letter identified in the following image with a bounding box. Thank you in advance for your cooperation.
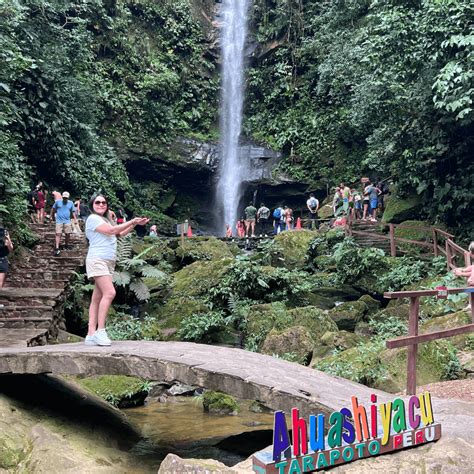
[351,396,370,442]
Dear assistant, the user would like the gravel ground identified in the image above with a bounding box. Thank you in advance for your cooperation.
[417,379,474,402]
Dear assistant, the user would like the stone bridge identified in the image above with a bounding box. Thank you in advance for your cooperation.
[0,341,390,418]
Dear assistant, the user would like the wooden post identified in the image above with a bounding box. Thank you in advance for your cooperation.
[432,229,438,257]
[446,241,451,270]
[389,224,396,257]
[407,296,420,395]
[464,251,471,267]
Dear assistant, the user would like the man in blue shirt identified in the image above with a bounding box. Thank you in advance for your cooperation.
[50,191,78,256]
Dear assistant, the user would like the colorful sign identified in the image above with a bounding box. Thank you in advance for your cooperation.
[252,392,441,473]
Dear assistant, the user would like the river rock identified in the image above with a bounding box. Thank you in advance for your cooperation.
[320,330,365,351]
[329,300,369,330]
[202,391,239,415]
[158,453,238,473]
[167,382,198,396]
[357,294,381,314]
[273,230,316,269]
[307,285,362,310]
[261,326,314,365]
[382,193,423,223]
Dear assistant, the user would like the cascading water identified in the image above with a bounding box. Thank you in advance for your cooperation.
[216,0,250,232]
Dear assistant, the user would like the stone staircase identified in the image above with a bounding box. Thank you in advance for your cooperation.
[349,220,394,254]
[0,223,87,347]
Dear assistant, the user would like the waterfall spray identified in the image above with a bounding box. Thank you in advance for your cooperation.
[216,0,250,233]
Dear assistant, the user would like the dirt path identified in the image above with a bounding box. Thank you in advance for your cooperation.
[418,378,474,402]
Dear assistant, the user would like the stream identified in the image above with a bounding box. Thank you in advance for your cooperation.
[123,396,274,471]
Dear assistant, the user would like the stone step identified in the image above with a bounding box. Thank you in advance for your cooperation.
[7,270,75,281]
[0,288,62,307]
[0,328,49,348]
[0,305,53,318]
[0,316,53,329]
[4,280,67,289]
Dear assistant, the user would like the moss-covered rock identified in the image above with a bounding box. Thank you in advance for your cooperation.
[245,303,337,350]
[378,340,463,392]
[174,237,234,264]
[306,285,362,310]
[74,375,150,408]
[273,230,316,269]
[0,432,28,469]
[420,310,471,349]
[202,391,239,415]
[157,258,233,333]
[320,330,365,351]
[382,194,423,224]
[328,300,369,330]
[261,326,314,365]
[394,220,430,241]
[370,304,410,324]
[358,294,381,314]
[318,204,334,220]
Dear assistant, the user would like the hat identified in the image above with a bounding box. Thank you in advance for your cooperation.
[62,191,70,198]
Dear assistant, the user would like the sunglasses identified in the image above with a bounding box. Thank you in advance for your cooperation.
[94,200,107,205]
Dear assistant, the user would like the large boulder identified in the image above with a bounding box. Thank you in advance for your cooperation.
[329,300,369,330]
[306,285,362,310]
[273,230,316,269]
[358,294,381,315]
[157,258,233,334]
[421,310,472,349]
[320,330,365,351]
[261,326,314,365]
[174,236,235,264]
[382,194,423,223]
[245,303,337,350]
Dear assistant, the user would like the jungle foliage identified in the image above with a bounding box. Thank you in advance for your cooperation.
[246,0,473,234]
[0,0,217,238]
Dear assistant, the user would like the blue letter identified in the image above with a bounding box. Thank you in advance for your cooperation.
[273,411,291,462]
[341,408,355,444]
[309,414,325,451]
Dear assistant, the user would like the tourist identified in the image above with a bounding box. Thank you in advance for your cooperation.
[284,206,294,230]
[74,198,91,224]
[85,193,149,346]
[52,190,62,202]
[332,187,342,216]
[236,220,245,238]
[364,181,381,221]
[340,182,351,214]
[34,185,47,225]
[225,223,233,238]
[0,226,13,288]
[353,190,362,220]
[149,225,158,238]
[306,193,319,230]
[257,203,270,236]
[244,202,257,237]
[27,187,37,223]
[377,180,389,211]
[50,191,78,256]
[273,205,284,234]
[453,242,474,285]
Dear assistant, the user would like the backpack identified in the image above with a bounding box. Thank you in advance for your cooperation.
[273,208,281,219]
[309,197,318,209]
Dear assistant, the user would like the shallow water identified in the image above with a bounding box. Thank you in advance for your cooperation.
[124,396,274,470]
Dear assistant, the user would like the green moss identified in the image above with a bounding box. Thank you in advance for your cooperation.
[245,303,337,350]
[320,330,365,350]
[358,294,381,314]
[273,230,316,269]
[382,195,423,224]
[329,300,369,330]
[74,375,150,408]
[0,433,27,469]
[202,391,239,415]
[174,237,234,263]
[394,220,429,241]
[421,311,471,349]
[261,326,314,365]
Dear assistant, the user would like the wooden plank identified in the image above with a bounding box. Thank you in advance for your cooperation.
[407,297,419,395]
[434,228,455,238]
[432,229,438,257]
[384,287,469,299]
[386,324,474,349]
[447,239,467,254]
[389,224,396,257]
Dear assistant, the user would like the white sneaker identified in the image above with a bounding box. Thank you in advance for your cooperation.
[84,335,98,346]
[93,329,112,346]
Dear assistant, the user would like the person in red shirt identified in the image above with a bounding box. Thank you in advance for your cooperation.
[34,185,46,224]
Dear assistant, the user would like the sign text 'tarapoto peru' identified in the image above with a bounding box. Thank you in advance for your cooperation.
[252,392,441,473]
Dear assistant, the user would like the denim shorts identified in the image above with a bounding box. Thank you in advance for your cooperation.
[0,257,8,273]
[370,198,378,210]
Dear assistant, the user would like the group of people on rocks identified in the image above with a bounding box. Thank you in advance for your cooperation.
[332,179,388,225]
[225,193,321,238]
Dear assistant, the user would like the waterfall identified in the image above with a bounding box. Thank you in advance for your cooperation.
[216,0,250,233]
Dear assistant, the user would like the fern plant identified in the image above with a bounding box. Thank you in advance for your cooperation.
[113,235,167,302]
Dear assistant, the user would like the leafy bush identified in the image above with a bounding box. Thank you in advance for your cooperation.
[177,310,226,342]
[107,312,161,341]
[377,257,428,292]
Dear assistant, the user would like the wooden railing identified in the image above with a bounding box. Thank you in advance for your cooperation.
[346,221,471,268]
[384,287,474,395]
